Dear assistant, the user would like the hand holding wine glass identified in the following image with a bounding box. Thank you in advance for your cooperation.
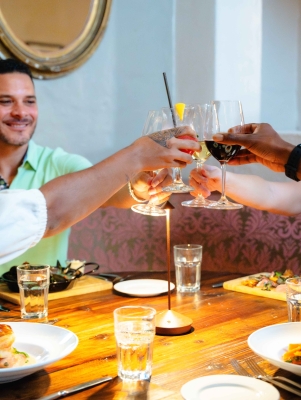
[161,104,200,193]
[204,100,244,210]
[182,104,213,207]
[131,109,170,216]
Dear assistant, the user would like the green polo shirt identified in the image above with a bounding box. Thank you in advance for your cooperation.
[1,140,92,273]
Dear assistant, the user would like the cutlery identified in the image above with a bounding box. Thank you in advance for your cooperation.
[231,359,301,396]
[96,273,132,284]
[246,358,301,390]
[38,376,113,399]
[211,282,224,288]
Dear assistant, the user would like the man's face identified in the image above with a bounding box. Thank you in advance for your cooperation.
[0,72,38,147]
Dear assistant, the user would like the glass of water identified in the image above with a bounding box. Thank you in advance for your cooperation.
[286,278,301,322]
[174,244,202,293]
[114,306,156,380]
[17,263,50,319]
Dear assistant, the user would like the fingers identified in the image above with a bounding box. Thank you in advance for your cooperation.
[149,168,173,190]
[189,175,211,198]
[189,164,222,194]
[228,123,259,135]
[148,169,172,204]
[148,125,197,148]
[227,152,258,166]
[149,191,171,205]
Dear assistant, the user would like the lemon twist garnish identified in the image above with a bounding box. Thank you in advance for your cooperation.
[175,103,185,121]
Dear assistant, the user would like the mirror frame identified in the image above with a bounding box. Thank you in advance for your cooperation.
[0,0,112,79]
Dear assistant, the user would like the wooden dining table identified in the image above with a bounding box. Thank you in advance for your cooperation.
[0,270,300,400]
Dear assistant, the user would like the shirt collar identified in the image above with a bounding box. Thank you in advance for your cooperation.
[22,140,38,171]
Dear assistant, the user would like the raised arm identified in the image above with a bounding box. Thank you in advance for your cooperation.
[41,127,199,236]
[190,164,301,216]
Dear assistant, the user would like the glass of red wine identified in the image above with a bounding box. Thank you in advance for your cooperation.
[204,100,244,210]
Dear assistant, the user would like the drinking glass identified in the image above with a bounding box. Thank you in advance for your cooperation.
[286,278,301,322]
[182,104,213,207]
[131,110,166,216]
[17,263,50,319]
[114,306,156,380]
[204,100,244,210]
[161,105,197,193]
[174,244,202,292]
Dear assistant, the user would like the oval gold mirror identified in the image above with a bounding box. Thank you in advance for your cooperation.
[0,0,112,79]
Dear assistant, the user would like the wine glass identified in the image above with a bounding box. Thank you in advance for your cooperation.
[203,100,244,210]
[161,104,198,193]
[181,104,213,207]
[131,110,166,217]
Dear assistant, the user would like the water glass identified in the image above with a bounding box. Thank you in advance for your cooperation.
[174,244,202,293]
[286,278,301,322]
[114,306,156,380]
[17,263,50,319]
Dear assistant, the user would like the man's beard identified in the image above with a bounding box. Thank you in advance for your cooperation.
[0,125,36,146]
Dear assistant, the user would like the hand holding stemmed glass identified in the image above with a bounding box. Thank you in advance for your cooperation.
[203,100,244,210]
[182,104,213,207]
[161,104,199,194]
[131,110,171,216]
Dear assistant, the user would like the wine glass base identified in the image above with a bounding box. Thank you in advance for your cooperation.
[181,198,214,208]
[131,204,166,216]
[162,183,194,194]
[204,200,243,210]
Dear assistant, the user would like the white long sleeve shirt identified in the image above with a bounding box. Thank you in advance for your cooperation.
[0,189,47,264]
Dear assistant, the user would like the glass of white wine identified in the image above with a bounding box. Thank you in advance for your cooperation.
[182,104,213,207]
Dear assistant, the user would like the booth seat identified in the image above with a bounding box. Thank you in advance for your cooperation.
[68,193,301,276]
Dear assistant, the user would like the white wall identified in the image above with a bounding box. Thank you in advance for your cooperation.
[32,0,301,183]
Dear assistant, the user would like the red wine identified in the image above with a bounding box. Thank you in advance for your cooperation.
[205,140,241,162]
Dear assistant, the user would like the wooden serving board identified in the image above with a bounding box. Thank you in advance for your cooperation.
[0,275,112,305]
[223,272,286,302]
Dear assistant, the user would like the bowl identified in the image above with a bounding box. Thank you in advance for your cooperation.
[248,322,301,376]
[0,322,78,383]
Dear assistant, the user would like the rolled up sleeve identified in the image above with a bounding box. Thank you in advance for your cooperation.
[0,189,47,264]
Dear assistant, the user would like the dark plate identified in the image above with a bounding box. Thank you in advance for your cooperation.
[0,263,99,293]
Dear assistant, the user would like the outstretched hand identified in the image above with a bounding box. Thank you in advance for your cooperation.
[212,123,294,172]
[131,169,172,204]
[189,165,222,198]
[133,125,199,171]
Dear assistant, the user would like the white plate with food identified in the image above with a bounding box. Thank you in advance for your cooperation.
[0,322,78,383]
[113,279,175,297]
[181,374,279,400]
[248,322,301,376]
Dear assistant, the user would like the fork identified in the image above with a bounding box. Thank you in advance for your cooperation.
[230,359,301,396]
[246,358,301,390]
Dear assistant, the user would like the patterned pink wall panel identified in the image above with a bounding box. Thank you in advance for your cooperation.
[68,194,301,275]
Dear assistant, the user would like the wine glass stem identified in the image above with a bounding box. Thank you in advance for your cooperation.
[196,161,205,200]
[220,162,227,202]
[173,167,184,184]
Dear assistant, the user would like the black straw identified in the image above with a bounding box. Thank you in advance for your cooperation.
[163,72,177,128]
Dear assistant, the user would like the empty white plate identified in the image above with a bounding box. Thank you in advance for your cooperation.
[181,374,279,400]
[113,279,175,297]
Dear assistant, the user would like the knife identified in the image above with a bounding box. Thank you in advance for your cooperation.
[38,376,113,400]
[212,282,224,288]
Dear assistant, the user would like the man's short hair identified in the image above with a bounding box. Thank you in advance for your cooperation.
[0,58,33,80]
